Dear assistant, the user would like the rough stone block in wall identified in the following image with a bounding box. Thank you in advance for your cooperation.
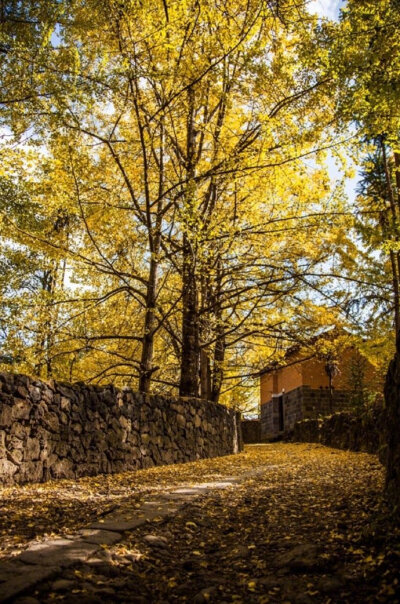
[282,389,303,431]
[0,372,243,485]
[301,386,355,419]
[260,400,273,437]
[241,419,261,443]
[292,408,387,463]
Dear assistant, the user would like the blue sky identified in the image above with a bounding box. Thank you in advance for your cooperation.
[308,0,344,20]
[308,0,358,203]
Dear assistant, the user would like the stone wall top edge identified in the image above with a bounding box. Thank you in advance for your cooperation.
[0,370,234,414]
[260,384,356,405]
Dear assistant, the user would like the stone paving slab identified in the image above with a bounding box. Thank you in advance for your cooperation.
[169,487,207,495]
[79,529,122,546]
[140,501,180,515]
[89,516,149,532]
[0,561,37,583]
[0,470,261,602]
[19,539,98,567]
[0,565,59,603]
[90,501,179,532]
[158,491,198,501]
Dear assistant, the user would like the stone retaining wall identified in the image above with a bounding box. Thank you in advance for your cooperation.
[241,419,261,443]
[0,372,242,485]
[292,408,387,463]
[261,386,358,439]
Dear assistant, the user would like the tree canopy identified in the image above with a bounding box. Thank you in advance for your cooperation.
[0,0,397,412]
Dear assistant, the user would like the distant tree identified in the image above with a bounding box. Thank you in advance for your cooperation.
[329,0,400,510]
[1,0,343,403]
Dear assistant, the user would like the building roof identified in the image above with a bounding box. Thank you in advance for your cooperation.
[257,327,350,377]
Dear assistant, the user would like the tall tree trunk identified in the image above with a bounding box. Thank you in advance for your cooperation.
[384,146,400,512]
[179,235,200,397]
[384,334,400,512]
[44,268,54,378]
[200,349,211,400]
[211,328,225,403]
[35,266,56,379]
[389,250,400,335]
[138,119,165,393]
[179,86,200,397]
[139,256,158,393]
[210,260,225,403]
[199,271,211,400]
[393,151,400,212]
[382,140,400,334]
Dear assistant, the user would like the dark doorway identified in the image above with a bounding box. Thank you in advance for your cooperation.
[278,395,284,432]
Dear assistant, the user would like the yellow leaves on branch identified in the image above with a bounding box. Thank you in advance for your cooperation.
[0,0,364,403]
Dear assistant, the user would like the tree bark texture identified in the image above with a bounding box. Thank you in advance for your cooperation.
[179,236,200,397]
[138,257,158,393]
[384,337,400,512]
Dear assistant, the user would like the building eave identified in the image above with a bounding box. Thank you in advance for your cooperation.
[258,353,316,377]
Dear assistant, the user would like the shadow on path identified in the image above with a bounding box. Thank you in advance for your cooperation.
[1,443,399,603]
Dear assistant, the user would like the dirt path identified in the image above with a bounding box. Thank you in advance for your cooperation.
[1,443,399,603]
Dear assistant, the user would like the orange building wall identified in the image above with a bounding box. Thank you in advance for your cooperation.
[260,347,377,406]
[280,363,303,394]
[260,373,273,406]
[301,348,377,390]
[260,360,302,405]
[333,348,377,390]
[301,357,330,389]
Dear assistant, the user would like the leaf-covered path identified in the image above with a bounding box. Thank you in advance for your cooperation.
[1,443,399,603]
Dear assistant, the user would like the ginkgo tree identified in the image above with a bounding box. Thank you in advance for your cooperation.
[0,0,351,405]
[325,0,400,509]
